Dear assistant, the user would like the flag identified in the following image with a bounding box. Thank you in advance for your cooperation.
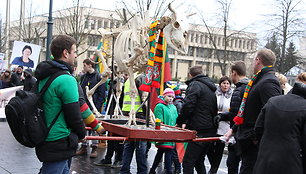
[92,39,109,73]
[176,142,188,163]
[140,20,172,110]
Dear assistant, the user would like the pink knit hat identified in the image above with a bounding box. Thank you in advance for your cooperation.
[163,88,175,97]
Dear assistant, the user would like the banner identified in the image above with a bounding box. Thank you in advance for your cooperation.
[0,86,23,119]
[10,41,41,69]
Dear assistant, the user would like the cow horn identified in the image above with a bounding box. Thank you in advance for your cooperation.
[168,3,177,21]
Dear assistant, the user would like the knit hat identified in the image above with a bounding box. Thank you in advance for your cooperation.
[163,88,175,97]
[166,82,181,95]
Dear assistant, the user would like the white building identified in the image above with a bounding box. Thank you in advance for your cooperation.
[6,6,257,80]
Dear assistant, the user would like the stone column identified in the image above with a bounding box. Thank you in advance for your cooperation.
[192,47,197,67]
[208,50,215,77]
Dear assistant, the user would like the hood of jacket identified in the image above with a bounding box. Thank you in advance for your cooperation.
[216,85,233,99]
[186,74,217,92]
[35,60,73,80]
[157,95,171,105]
[292,82,306,98]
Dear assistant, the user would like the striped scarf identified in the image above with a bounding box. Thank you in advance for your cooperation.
[139,20,167,92]
[233,66,272,125]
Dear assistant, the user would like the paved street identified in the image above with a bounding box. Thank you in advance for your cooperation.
[0,121,228,174]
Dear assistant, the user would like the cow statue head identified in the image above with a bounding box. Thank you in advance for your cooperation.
[162,3,189,55]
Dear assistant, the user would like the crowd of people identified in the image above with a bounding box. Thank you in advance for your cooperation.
[4,34,305,174]
[0,65,36,91]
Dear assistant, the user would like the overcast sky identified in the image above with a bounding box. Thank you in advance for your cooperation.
[1,0,306,47]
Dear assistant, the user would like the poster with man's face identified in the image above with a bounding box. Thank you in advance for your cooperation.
[10,41,41,69]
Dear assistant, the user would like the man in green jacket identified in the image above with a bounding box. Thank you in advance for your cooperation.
[35,35,86,174]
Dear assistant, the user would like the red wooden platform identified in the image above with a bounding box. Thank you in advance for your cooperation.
[99,119,197,142]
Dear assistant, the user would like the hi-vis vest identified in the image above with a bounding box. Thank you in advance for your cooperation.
[122,79,143,112]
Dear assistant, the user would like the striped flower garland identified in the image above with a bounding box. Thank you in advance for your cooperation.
[233,66,272,125]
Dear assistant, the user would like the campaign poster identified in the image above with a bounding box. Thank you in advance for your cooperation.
[10,41,41,69]
[0,53,7,71]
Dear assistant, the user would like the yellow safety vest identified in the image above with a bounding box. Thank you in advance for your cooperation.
[122,79,143,112]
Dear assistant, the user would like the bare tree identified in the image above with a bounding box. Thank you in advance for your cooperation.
[116,0,175,22]
[54,0,93,56]
[265,0,304,73]
[0,17,4,53]
[9,2,46,45]
[197,0,255,76]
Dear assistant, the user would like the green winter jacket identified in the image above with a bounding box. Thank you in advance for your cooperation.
[154,96,178,148]
[39,74,79,141]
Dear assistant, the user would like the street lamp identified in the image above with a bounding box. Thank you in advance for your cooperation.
[46,0,53,60]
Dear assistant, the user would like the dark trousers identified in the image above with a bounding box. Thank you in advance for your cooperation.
[207,141,225,173]
[104,140,123,162]
[151,148,173,174]
[172,147,181,171]
[182,141,212,174]
[239,141,258,174]
[226,145,241,174]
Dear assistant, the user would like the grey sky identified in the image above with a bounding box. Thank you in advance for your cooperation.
[1,0,306,47]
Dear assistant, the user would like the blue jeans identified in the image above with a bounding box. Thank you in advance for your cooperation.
[41,159,70,174]
[120,141,147,174]
[81,130,98,146]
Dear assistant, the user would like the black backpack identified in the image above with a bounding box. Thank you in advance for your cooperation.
[5,71,68,148]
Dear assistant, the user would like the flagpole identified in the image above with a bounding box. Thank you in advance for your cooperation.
[46,0,53,60]
[160,36,167,94]
[5,0,10,65]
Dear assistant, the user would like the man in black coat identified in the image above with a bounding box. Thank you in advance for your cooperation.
[225,49,281,174]
[176,65,217,174]
[9,65,24,87]
[23,68,36,91]
[215,61,249,174]
[77,58,106,158]
[253,73,306,174]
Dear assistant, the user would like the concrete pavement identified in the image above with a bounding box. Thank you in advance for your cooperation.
[0,121,228,174]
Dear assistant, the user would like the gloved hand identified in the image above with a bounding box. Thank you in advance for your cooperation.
[214,114,222,127]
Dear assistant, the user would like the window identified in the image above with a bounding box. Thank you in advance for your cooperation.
[91,20,96,30]
[98,20,102,29]
[203,48,213,58]
[204,35,208,44]
[84,20,89,29]
[197,48,205,57]
[188,46,194,56]
[104,21,109,29]
[216,50,225,59]
[190,33,194,43]
[217,37,221,46]
[110,21,114,28]
[116,22,120,28]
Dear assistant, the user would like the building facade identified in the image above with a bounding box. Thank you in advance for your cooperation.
[6,6,257,80]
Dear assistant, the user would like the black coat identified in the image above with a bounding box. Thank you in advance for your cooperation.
[177,74,217,135]
[80,71,106,111]
[235,67,281,141]
[253,82,306,174]
[9,72,23,87]
[23,75,37,91]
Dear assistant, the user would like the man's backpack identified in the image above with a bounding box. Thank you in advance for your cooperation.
[5,71,68,148]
